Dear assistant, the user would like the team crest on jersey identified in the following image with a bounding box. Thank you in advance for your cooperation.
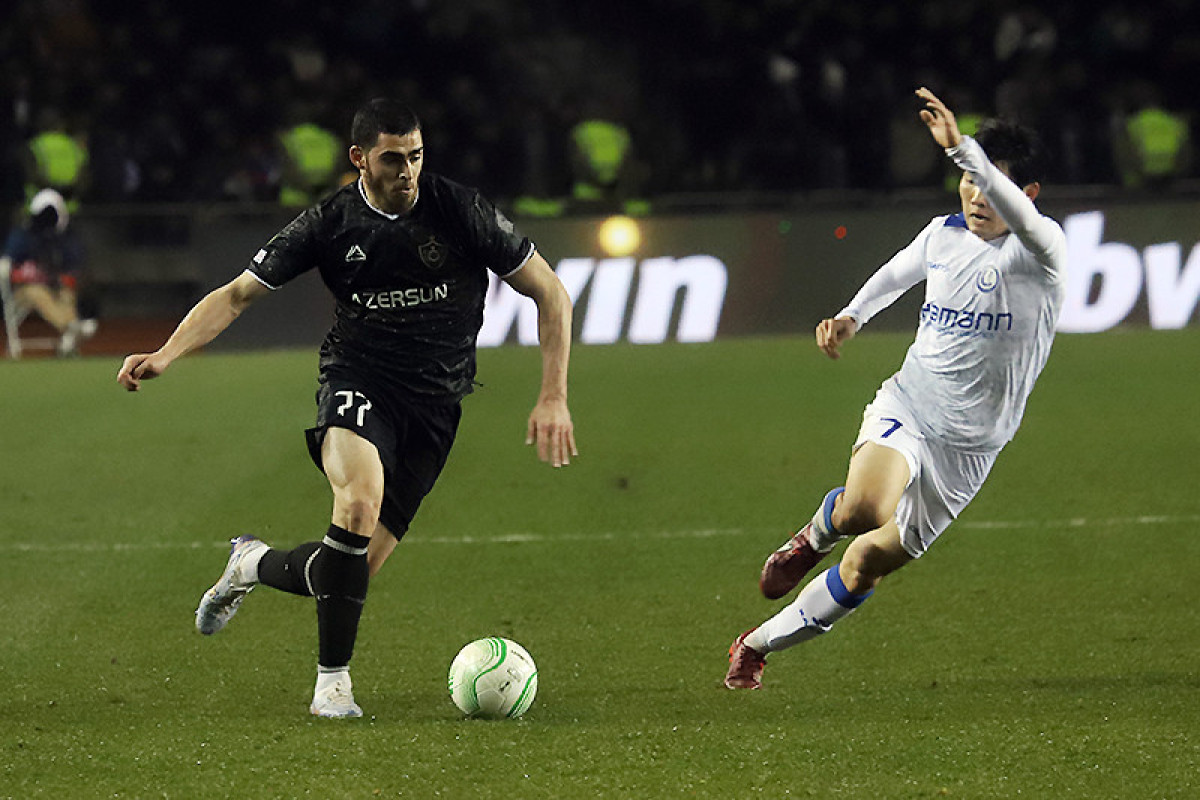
[976,266,1000,293]
[419,236,447,269]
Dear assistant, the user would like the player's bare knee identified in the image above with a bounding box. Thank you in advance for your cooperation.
[833,498,892,536]
[333,492,382,535]
[841,535,907,592]
[835,558,878,594]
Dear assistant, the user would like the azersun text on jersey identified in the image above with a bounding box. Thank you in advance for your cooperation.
[248,175,534,403]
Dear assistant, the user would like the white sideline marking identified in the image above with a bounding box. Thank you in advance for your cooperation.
[960,514,1200,530]
[10,515,1200,554]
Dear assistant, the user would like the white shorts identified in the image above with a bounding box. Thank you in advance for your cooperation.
[853,389,998,558]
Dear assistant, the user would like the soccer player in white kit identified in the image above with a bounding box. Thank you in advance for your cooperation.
[725,87,1067,689]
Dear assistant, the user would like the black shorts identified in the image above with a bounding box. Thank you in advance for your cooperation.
[305,377,462,540]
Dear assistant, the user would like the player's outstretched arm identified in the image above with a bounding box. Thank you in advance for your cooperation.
[503,252,578,467]
[916,87,962,150]
[815,316,857,360]
[117,271,269,391]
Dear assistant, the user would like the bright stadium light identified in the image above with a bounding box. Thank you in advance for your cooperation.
[597,215,642,257]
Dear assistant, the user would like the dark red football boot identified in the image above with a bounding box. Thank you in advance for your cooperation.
[724,629,766,690]
[759,523,829,600]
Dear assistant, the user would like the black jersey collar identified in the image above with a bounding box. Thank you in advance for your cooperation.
[357,178,419,220]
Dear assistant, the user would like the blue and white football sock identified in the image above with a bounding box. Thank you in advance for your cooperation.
[744,564,872,653]
[807,486,845,552]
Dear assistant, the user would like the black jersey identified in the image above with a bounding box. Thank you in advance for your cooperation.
[249,174,535,402]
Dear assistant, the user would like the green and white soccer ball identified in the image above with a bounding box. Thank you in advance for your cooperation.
[448,637,538,719]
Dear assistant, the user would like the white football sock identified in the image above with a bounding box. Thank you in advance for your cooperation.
[242,547,267,584]
[807,487,845,552]
[315,666,351,693]
[745,565,872,653]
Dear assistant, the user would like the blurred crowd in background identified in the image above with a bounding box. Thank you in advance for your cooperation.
[1,0,1197,221]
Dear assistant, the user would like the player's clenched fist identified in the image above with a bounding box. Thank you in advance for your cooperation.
[117,352,168,391]
[815,316,856,360]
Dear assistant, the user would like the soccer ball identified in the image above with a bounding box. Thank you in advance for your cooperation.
[448,637,538,719]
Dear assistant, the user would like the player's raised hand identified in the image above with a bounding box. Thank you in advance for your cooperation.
[117,352,169,391]
[916,87,962,150]
[815,316,857,360]
[526,397,578,468]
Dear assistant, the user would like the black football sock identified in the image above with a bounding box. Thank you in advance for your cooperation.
[312,524,371,669]
[257,541,322,597]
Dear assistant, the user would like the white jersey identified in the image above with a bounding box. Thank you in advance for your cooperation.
[839,136,1067,452]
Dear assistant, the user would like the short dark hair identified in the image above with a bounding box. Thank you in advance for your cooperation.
[351,98,421,150]
[974,119,1046,187]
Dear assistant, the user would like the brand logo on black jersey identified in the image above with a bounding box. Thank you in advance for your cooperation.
[418,237,447,269]
[345,244,367,262]
[352,284,449,310]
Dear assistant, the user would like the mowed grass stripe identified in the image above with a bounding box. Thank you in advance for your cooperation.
[11,512,1200,554]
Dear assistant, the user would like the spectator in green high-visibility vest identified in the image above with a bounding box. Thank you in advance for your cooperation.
[278,102,345,207]
[567,98,650,215]
[25,109,88,210]
[571,118,628,200]
[1115,82,1192,190]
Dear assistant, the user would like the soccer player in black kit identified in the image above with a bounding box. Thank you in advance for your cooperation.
[117,99,577,718]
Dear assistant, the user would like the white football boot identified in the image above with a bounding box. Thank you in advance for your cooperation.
[194,535,268,635]
[310,671,363,718]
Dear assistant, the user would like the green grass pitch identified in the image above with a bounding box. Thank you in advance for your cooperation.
[3,329,1198,798]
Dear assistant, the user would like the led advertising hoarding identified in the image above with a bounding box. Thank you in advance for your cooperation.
[83,197,1195,352]
[480,200,1200,346]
